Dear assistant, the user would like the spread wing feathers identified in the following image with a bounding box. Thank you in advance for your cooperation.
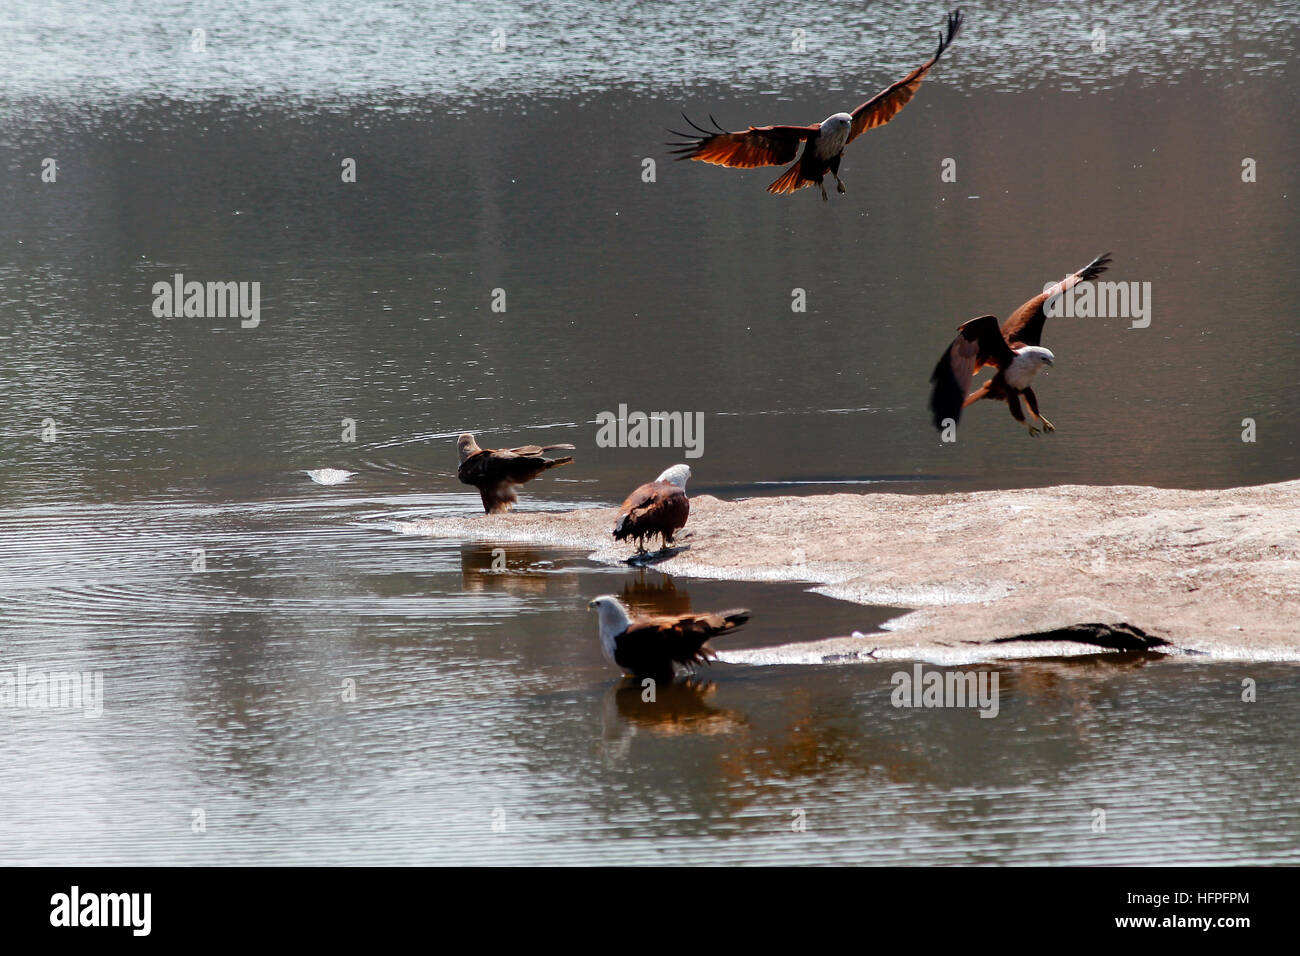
[457,448,574,514]
[1001,252,1112,347]
[929,314,1014,429]
[617,609,751,673]
[667,114,817,168]
[768,161,817,195]
[501,443,576,457]
[613,482,690,543]
[848,7,963,144]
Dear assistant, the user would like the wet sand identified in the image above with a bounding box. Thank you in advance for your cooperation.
[403,479,1300,663]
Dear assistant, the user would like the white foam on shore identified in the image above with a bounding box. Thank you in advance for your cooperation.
[716,640,1158,667]
[717,639,1300,667]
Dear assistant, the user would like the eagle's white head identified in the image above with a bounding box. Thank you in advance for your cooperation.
[815,113,853,158]
[1018,346,1055,367]
[456,433,481,464]
[821,112,853,134]
[588,595,632,661]
[655,464,691,489]
[1005,346,1056,390]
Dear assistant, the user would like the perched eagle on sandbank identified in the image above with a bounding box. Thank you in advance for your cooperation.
[588,595,751,684]
[929,253,1113,436]
[669,8,963,200]
[613,464,690,555]
[456,433,575,514]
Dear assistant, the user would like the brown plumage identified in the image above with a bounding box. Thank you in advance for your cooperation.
[612,464,690,554]
[668,9,962,200]
[455,432,575,514]
[929,253,1112,436]
[589,595,751,684]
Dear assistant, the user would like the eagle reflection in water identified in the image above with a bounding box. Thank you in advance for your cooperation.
[459,541,583,599]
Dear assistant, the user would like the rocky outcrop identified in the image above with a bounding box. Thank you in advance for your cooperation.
[403,480,1300,662]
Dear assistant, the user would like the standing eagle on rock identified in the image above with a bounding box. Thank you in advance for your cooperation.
[456,433,575,514]
[588,595,750,684]
[668,8,963,200]
[929,253,1113,436]
[613,464,690,556]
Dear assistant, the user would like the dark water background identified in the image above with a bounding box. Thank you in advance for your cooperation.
[0,0,1297,863]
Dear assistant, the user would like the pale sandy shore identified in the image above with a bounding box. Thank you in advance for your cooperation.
[401,479,1300,664]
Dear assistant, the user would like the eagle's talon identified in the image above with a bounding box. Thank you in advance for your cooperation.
[836,179,847,194]
[819,184,829,201]
[928,253,1112,440]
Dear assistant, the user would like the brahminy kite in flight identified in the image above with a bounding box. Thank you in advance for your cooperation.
[588,595,750,684]
[928,253,1113,436]
[613,464,690,555]
[456,433,575,514]
[669,8,963,200]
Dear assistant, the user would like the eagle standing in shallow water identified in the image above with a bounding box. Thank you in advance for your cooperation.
[456,433,575,514]
[613,464,691,555]
[588,595,750,684]
[928,253,1113,436]
[669,8,963,200]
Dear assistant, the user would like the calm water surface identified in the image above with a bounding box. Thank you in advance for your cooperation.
[0,0,1297,864]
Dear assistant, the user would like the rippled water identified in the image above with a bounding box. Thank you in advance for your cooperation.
[1,1,1297,864]
[3,488,1297,864]
[1,0,1295,106]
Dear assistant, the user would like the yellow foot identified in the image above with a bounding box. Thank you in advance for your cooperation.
[1040,417,1056,433]
[1026,424,1041,437]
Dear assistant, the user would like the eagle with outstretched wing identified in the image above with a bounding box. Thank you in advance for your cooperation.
[669,9,963,200]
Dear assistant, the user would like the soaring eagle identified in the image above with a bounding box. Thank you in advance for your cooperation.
[588,595,750,684]
[928,253,1113,436]
[668,8,963,200]
[613,464,690,555]
[456,433,575,514]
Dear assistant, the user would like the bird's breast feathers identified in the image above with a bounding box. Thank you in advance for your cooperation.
[601,628,623,667]
[814,129,850,159]
[812,115,852,159]
[1004,350,1044,390]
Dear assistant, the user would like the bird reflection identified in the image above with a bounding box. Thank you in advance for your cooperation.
[599,652,1169,790]
[619,569,694,616]
[593,574,752,757]
[996,651,1161,737]
[459,542,581,598]
[602,678,748,743]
